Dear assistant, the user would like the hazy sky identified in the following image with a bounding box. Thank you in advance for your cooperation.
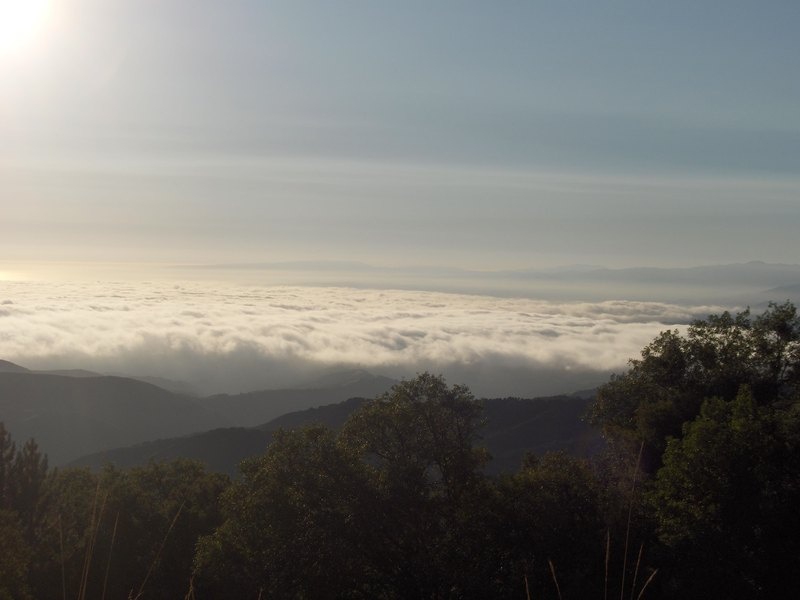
[2,0,799,270]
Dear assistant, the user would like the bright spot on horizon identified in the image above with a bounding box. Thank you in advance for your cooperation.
[0,0,51,56]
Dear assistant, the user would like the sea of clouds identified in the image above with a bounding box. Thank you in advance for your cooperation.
[0,281,731,397]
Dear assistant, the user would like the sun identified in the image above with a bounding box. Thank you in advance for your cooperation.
[0,0,51,56]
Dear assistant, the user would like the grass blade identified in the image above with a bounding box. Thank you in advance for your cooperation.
[133,501,185,600]
[548,559,563,600]
[620,441,644,600]
[101,511,120,600]
[630,542,644,600]
[635,569,658,600]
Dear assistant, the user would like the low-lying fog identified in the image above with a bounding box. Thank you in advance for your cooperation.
[0,278,737,397]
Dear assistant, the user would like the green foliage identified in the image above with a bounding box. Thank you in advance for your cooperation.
[27,467,97,600]
[341,374,497,598]
[590,301,800,471]
[195,426,374,598]
[194,373,617,599]
[0,424,50,526]
[195,375,492,598]
[13,438,49,539]
[493,452,605,599]
[650,387,800,598]
[0,423,16,511]
[0,432,229,600]
[0,509,32,600]
[0,422,51,600]
[588,302,800,598]
[341,372,489,495]
[85,460,229,600]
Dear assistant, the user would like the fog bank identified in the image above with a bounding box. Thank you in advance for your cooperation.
[0,281,730,396]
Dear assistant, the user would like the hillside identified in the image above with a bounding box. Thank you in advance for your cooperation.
[0,359,30,374]
[195,371,396,426]
[2,359,600,472]
[0,372,226,465]
[70,394,601,475]
[0,364,400,465]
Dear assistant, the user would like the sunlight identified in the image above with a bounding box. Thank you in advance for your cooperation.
[0,0,51,56]
[0,268,30,280]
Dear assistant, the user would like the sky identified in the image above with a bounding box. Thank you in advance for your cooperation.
[1,0,799,272]
[1,2,799,395]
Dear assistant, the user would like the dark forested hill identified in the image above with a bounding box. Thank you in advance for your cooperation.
[0,359,30,373]
[194,371,395,426]
[68,397,371,473]
[2,359,600,473]
[0,366,396,465]
[68,427,275,474]
[0,372,226,464]
[70,394,601,475]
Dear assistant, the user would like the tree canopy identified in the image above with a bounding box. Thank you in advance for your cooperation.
[590,301,800,470]
[590,302,800,597]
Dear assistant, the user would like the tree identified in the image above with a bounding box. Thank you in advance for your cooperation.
[341,372,488,496]
[587,302,800,598]
[82,461,229,600]
[12,438,49,540]
[493,452,605,599]
[24,461,228,600]
[590,302,800,472]
[195,374,497,599]
[194,426,372,599]
[0,423,17,511]
[340,373,494,598]
[26,467,98,600]
[0,509,32,600]
[649,387,800,599]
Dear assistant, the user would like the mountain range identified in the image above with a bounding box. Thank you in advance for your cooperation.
[0,360,600,473]
[69,394,600,476]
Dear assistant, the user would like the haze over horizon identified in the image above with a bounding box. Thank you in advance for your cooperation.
[2,0,799,273]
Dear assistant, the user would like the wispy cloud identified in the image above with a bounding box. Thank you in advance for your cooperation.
[0,281,728,396]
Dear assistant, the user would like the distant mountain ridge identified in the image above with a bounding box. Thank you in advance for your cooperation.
[0,371,226,464]
[195,372,397,426]
[1,359,601,474]
[0,362,397,465]
[66,398,375,474]
[0,360,197,395]
[70,394,601,476]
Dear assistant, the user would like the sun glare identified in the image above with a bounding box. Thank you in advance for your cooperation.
[0,0,51,56]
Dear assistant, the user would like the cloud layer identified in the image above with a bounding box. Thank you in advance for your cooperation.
[0,281,729,396]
